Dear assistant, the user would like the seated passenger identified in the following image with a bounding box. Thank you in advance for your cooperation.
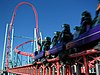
[34,51,39,62]
[73,26,80,39]
[80,11,92,34]
[61,24,73,43]
[43,37,51,51]
[92,5,100,27]
[37,39,45,53]
[58,24,73,62]
[52,31,62,47]
[41,37,51,60]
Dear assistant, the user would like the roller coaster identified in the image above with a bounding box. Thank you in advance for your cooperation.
[1,1,100,75]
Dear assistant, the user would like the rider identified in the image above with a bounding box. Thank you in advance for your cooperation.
[93,3,100,26]
[61,24,73,43]
[43,37,51,51]
[80,11,92,34]
[73,26,80,39]
[52,31,62,47]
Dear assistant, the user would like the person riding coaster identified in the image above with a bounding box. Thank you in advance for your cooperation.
[80,11,92,34]
[52,31,62,47]
[58,24,73,63]
[40,37,52,66]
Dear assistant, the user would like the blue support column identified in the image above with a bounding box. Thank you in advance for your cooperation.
[34,28,38,52]
[1,24,8,70]
[95,62,100,75]
[10,27,14,68]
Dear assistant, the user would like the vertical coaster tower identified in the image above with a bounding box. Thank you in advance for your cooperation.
[1,1,42,71]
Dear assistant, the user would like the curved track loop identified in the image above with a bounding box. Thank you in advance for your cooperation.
[6,2,39,68]
[10,1,39,32]
[14,40,34,58]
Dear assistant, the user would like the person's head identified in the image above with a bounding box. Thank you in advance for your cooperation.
[62,24,70,32]
[54,31,61,36]
[62,24,70,29]
[81,11,91,18]
[34,51,38,55]
[74,26,80,31]
[45,36,51,41]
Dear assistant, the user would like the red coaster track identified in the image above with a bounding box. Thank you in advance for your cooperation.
[4,1,100,75]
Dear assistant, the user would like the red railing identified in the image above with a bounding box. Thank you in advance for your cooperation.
[7,49,100,75]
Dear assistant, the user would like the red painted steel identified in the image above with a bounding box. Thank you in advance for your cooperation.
[14,40,34,58]
[56,62,60,75]
[49,67,52,75]
[83,56,89,75]
[6,2,39,68]
[8,64,34,75]
[69,49,98,58]
[9,2,39,32]
[66,65,71,75]
[6,58,63,74]
[6,49,100,75]
[88,56,100,68]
